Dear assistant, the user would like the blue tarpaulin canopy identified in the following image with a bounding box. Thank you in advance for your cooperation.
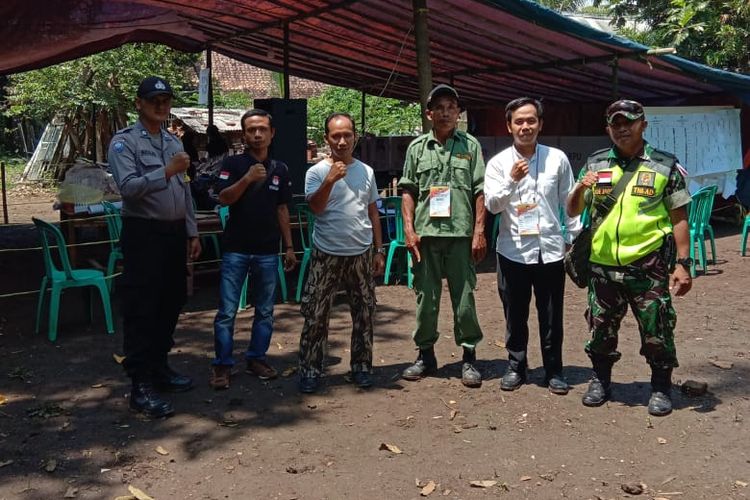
[3,0,750,105]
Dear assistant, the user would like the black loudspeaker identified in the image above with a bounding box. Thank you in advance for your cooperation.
[253,98,307,194]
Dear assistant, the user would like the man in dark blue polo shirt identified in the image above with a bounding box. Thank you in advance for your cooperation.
[209,109,296,390]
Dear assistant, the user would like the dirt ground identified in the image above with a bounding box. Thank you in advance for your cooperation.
[0,188,749,500]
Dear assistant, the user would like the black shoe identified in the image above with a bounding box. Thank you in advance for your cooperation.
[582,377,611,407]
[648,391,673,416]
[500,368,525,391]
[402,348,438,381]
[130,382,174,418]
[461,363,482,388]
[546,374,570,395]
[648,366,673,416]
[352,371,373,389]
[153,365,194,393]
[298,376,319,394]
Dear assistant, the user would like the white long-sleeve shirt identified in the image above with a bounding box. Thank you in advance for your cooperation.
[484,143,581,264]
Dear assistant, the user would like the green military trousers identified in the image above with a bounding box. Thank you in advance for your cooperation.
[411,237,483,349]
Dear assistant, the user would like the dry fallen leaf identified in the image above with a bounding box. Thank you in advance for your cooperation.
[709,359,733,370]
[90,383,104,388]
[114,496,136,500]
[449,410,458,421]
[520,475,532,481]
[155,446,169,456]
[379,443,403,454]
[469,480,497,488]
[276,342,284,350]
[420,480,436,496]
[657,437,668,444]
[494,340,505,348]
[128,485,155,500]
[736,480,749,487]
[64,486,78,498]
[44,459,57,472]
[113,354,126,364]
[281,366,297,377]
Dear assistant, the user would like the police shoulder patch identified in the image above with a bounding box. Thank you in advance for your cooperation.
[113,141,125,153]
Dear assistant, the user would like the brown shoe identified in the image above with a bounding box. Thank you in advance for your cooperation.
[246,359,278,380]
[209,365,231,390]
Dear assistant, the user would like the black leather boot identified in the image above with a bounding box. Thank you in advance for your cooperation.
[461,347,481,388]
[153,365,194,393]
[402,347,438,381]
[130,382,174,418]
[582,361,612,407]
[648,367,673,416]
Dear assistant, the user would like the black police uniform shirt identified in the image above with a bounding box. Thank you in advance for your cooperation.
[217,152,293,255]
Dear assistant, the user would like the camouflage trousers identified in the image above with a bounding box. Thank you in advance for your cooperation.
[585,250,678,369]
[299,247,376,377]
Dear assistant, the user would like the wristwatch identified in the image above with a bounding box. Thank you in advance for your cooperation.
[676,256,693,269]
[375,247,386,255]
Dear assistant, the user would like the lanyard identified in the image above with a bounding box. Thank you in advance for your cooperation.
[513,144,539,203]
[430,137,457,184]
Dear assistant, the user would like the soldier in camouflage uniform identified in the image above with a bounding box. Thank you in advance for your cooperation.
[297,113,385,394]
[567,100,693,416]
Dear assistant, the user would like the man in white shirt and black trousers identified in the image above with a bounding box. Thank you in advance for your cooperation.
[484,97,581,395]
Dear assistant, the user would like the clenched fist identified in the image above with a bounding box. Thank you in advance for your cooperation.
[246,163,267,184]
[326,160,348,184]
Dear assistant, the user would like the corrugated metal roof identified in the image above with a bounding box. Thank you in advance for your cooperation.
[2,0,750,105]
[170,107,244,132]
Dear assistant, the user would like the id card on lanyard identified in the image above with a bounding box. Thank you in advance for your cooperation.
[512,145,540,236]
[428,139,456,219]
[429,185,451,217]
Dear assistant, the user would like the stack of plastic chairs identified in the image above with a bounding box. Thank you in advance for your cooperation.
[687,185,718,277]
[32,217,114,342]
[101,201,123,291]
[382,196,413,289]
[293,202,316,302]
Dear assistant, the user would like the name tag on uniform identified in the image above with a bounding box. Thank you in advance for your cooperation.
[632,170,656,197]
[516,202,540,235]
[429,185,451,217]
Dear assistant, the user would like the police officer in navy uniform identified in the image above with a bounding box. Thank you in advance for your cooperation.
[108,76,202,418]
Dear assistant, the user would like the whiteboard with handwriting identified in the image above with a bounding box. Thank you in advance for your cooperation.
[643,106,741,195]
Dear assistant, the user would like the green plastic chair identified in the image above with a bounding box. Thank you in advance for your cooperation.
[741,215,750,256]
[382,196,413,288]
[687,185,718,277]
[293,202,316,303]
[32,217,114,342]
[101,201,123,291]
[217,206,287,309]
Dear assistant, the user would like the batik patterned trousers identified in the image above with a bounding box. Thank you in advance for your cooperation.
[299,247,376,377]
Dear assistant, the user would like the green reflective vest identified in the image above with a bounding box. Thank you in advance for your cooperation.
[585,146,677,266]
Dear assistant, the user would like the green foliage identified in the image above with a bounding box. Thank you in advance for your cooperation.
[0,154,27,189]
[6,43,198,122]
[536,0,589,11]
[307,87,421,144]
[594,0,750,72]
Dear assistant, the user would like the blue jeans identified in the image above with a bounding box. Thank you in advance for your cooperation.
[213,252,278,366]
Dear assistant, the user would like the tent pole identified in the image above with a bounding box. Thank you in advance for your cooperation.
[611,56,619,100]
[413,0,433,133]
[283,22,290,99]
[207,48,214,127]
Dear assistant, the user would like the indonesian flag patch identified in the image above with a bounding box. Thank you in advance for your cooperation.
[676,162,688,178]
[597,171,613,184]
[219,170,230,180]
